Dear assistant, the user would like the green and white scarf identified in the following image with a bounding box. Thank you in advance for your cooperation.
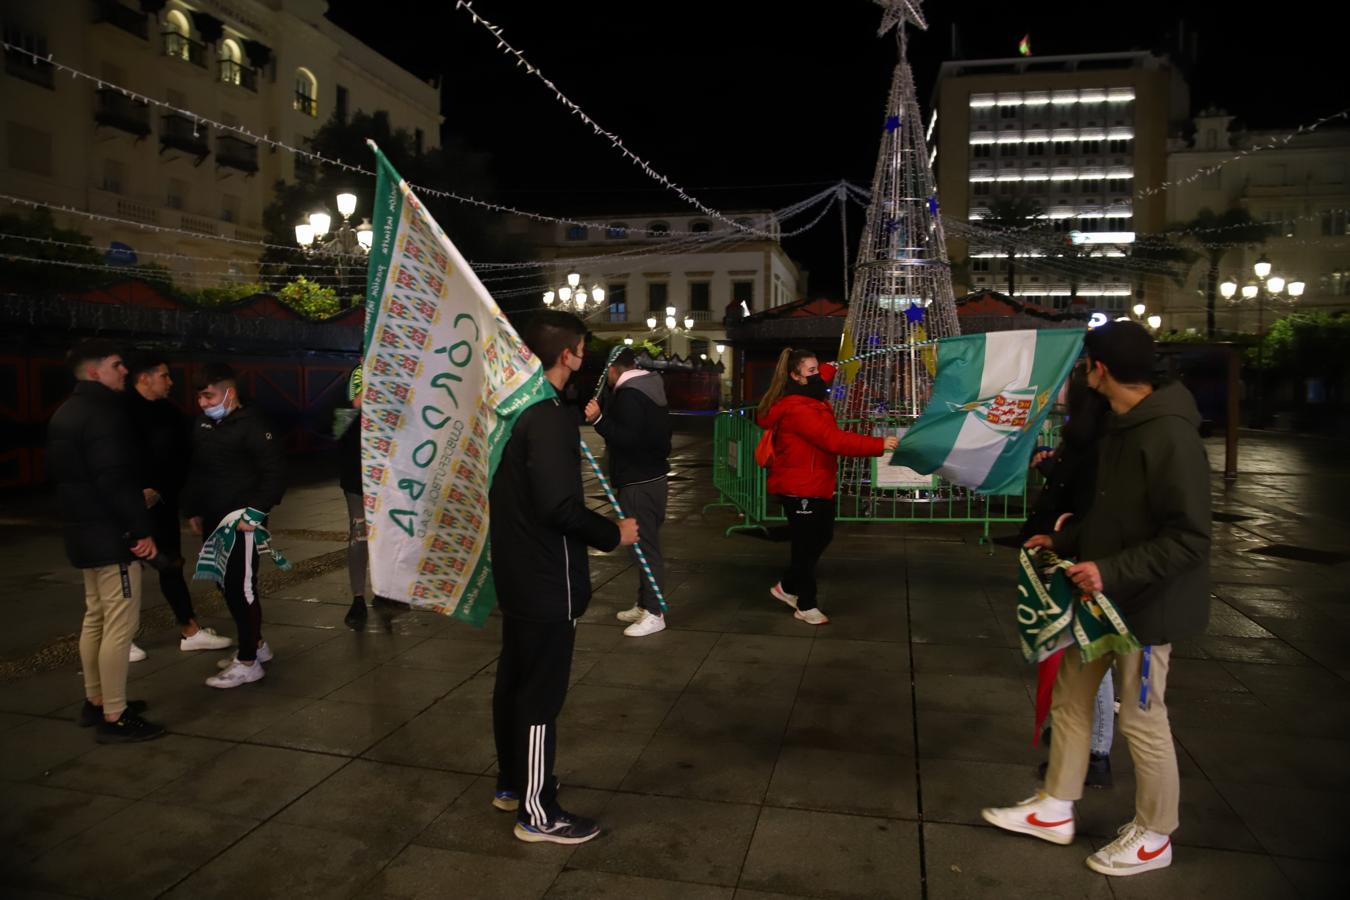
[1016,548,1140,664]
[193,507,292,596]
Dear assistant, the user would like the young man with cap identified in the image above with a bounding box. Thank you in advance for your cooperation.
[982,321,1211,877]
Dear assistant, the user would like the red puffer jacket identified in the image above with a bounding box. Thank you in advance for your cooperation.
[757,366,884,499]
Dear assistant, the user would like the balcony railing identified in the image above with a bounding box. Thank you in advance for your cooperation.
[95,88,151,138]
[218,60,257,92]
[688,309,714,322]
[160,113,210,159]
[217,135,259,174]
[163,32,206,67]
[293,91,317,117]
[604,308,629,323]
[93,0,148,40]
[3,48,54,89]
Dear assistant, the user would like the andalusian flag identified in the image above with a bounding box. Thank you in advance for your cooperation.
[361,142,553,625]
[890,329,1083,495]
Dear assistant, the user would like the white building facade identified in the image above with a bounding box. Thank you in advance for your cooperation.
[1,0,442,280]
[1162,111,1350,333]
[536,211,803,377]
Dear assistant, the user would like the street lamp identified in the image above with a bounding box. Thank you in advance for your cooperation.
[1222,255,1302,426]
[294,191,372,308]
[1147,314,1162,330]
[542,272,605,314]
[645,305,696,353]
[1132,302,1146,318]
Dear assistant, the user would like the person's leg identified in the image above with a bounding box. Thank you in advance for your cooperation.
[1091,666,1116,757]
[153,504,197,632]
[1115,645,1180,834]
[96,562,142,719]
[224,531,260,662]
[625,479,667,616]
[792,498,834,613]
[513,619,576,828]
[494,615,523,798]
[345,492,368,601]
[79,568,106,705]
[1044,649,1112,802]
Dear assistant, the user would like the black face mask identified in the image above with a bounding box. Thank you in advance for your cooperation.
[791,373,830,402]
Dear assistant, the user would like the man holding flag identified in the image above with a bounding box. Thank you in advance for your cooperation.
[489,309,638,844]
[981,322,1211,877]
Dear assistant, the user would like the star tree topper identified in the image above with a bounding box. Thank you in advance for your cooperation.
[874,0,928,36]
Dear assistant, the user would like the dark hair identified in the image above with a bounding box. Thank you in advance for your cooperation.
[1084,321,1154,385]
[756,347,818,418]
[610,348,637,371]
[522,309,587,369]
[1061,364,1110,449]
[125,350,169,382]
[195,362,237,392]
[67,339,123,376]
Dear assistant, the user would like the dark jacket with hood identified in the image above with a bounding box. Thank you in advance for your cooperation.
[46,382,153,568]
[1052,381,1211,645]
[182,405,287,527]
[490,393,621,622]
[593,370,672,489]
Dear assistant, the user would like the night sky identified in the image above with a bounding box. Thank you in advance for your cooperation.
[325,0,1340,297]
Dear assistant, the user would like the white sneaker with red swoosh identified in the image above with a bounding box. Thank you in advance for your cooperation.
[1086,821,1173,876]
[980,793,1075,845]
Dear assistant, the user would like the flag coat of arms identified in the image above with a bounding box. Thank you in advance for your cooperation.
[890,329,1084,494]
[361,142,553,625]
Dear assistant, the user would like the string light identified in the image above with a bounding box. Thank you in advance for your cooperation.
[451,1,780,238]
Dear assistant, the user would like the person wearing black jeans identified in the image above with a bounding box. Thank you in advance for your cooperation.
[489,310,638,846]
[125,353,233,656]
[782,496,836,614]
[182,364,286,689]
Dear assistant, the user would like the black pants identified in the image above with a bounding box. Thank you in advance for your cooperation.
[150,501,196,627]
[781,496,835,612]
[221,525,264,662]
[618,477,667,615]
[493,615,575,826]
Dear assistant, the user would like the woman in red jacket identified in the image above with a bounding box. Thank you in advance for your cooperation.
[756,348,897,625]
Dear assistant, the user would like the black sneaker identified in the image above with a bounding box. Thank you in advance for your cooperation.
[344,596,368,628]
[95,708,166,743]
[78,699,148,728]
[513,810,601,845]
[1085,753,1113,789]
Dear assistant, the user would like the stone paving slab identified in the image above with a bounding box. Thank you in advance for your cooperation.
[0,431,1347,897]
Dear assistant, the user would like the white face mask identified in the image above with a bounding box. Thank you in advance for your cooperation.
[204,388,232,421]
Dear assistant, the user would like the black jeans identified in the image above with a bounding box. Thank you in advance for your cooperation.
[221,525,264,661]
[150,501,196,627]
[493,615,575,826]
[618,477,667,615]
[781,496,836,612]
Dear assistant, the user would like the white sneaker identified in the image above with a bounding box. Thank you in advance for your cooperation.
[616,605,644,624]
[623,611,666,638]
[180,628,233,652]
[216,641,273,669]
[128,642,147,663]
[1085,821,1173,876]
[206,659,265,689]
[794,608,830,626]
[770,583,798,610]
[981,793,1075,845]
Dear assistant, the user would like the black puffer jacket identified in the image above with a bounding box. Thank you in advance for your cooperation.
[182,405,286,526]
[125,390,191,503]
[593,370,672,488]
[489,394,621,622]
[46,382,153,568]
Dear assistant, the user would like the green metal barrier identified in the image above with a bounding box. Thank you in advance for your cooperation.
[707,407,1055,543]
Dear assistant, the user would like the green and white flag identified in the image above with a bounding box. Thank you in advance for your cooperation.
[890,329,1084,495]
[361,142,553,625]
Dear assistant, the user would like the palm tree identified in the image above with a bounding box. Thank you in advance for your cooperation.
[981,196,1046,299]
[1172,209,1272,338]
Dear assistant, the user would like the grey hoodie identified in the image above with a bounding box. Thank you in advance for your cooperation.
[594,370,672,488]
[1053,381,1212,645]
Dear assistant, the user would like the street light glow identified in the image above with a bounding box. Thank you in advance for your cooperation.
[336,192,357,218]
[1254,255,1272,279]
[1242,284,1259,300]
[294,223,314,246]
[1219,279,1238,300]
[1266,276,1286,295]
[308,211,331,237]
[1288,280,1305,297]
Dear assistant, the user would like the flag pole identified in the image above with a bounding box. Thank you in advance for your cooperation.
[577,438,667,613]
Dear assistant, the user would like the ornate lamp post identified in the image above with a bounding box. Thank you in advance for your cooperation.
[1219,255,1304,425]
[542,271,606,315]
